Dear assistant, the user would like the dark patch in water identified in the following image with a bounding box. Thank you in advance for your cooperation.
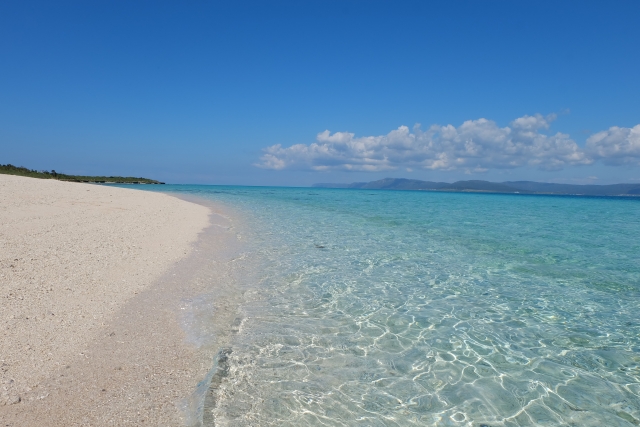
[202,348,232,426]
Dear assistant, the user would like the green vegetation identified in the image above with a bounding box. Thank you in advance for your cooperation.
[0,164,164,184]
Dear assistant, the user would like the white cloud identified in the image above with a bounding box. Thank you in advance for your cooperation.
[586,125,640,165]
[256,114,638,172]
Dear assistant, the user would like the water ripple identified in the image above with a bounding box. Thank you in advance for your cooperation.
[159,187,640,426]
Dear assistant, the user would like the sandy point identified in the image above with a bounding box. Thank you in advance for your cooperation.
[0,174,230,425]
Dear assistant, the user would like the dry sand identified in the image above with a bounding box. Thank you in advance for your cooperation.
[0,175,243,425]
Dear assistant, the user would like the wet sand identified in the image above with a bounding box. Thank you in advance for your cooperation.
[0,175,244,425]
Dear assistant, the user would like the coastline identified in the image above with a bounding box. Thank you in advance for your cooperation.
[0,175,245,425]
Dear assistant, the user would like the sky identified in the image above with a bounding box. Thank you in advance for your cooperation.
[1,0,639,186]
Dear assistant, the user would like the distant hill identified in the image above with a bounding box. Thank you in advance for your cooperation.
[313,178,640,196]
[0,164,165,184]
[315,178,447,190]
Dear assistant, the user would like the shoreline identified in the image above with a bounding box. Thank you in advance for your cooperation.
[0,175,247,425]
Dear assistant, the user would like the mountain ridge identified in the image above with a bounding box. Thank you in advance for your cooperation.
[312,178,640,196]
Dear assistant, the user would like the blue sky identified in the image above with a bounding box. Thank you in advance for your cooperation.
[1,1,639,185]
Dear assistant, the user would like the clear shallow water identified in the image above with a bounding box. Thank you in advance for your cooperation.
[149,186,640,426]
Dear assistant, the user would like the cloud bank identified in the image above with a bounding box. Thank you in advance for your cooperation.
[257,114,640,173]
[586,124,640,165]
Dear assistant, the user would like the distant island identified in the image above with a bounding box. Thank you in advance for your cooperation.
[313,178,640,197]
[0,164,165,184]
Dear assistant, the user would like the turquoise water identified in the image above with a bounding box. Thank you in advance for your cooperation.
[152,186,640,426]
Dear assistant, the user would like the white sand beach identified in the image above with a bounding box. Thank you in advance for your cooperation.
[0,175,225,425]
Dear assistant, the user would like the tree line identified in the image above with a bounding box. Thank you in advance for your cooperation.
[0,164,164,184]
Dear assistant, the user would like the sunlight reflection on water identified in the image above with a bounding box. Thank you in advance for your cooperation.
[154,186,640,426]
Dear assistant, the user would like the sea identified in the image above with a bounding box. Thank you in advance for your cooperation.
[139,185,640,426]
